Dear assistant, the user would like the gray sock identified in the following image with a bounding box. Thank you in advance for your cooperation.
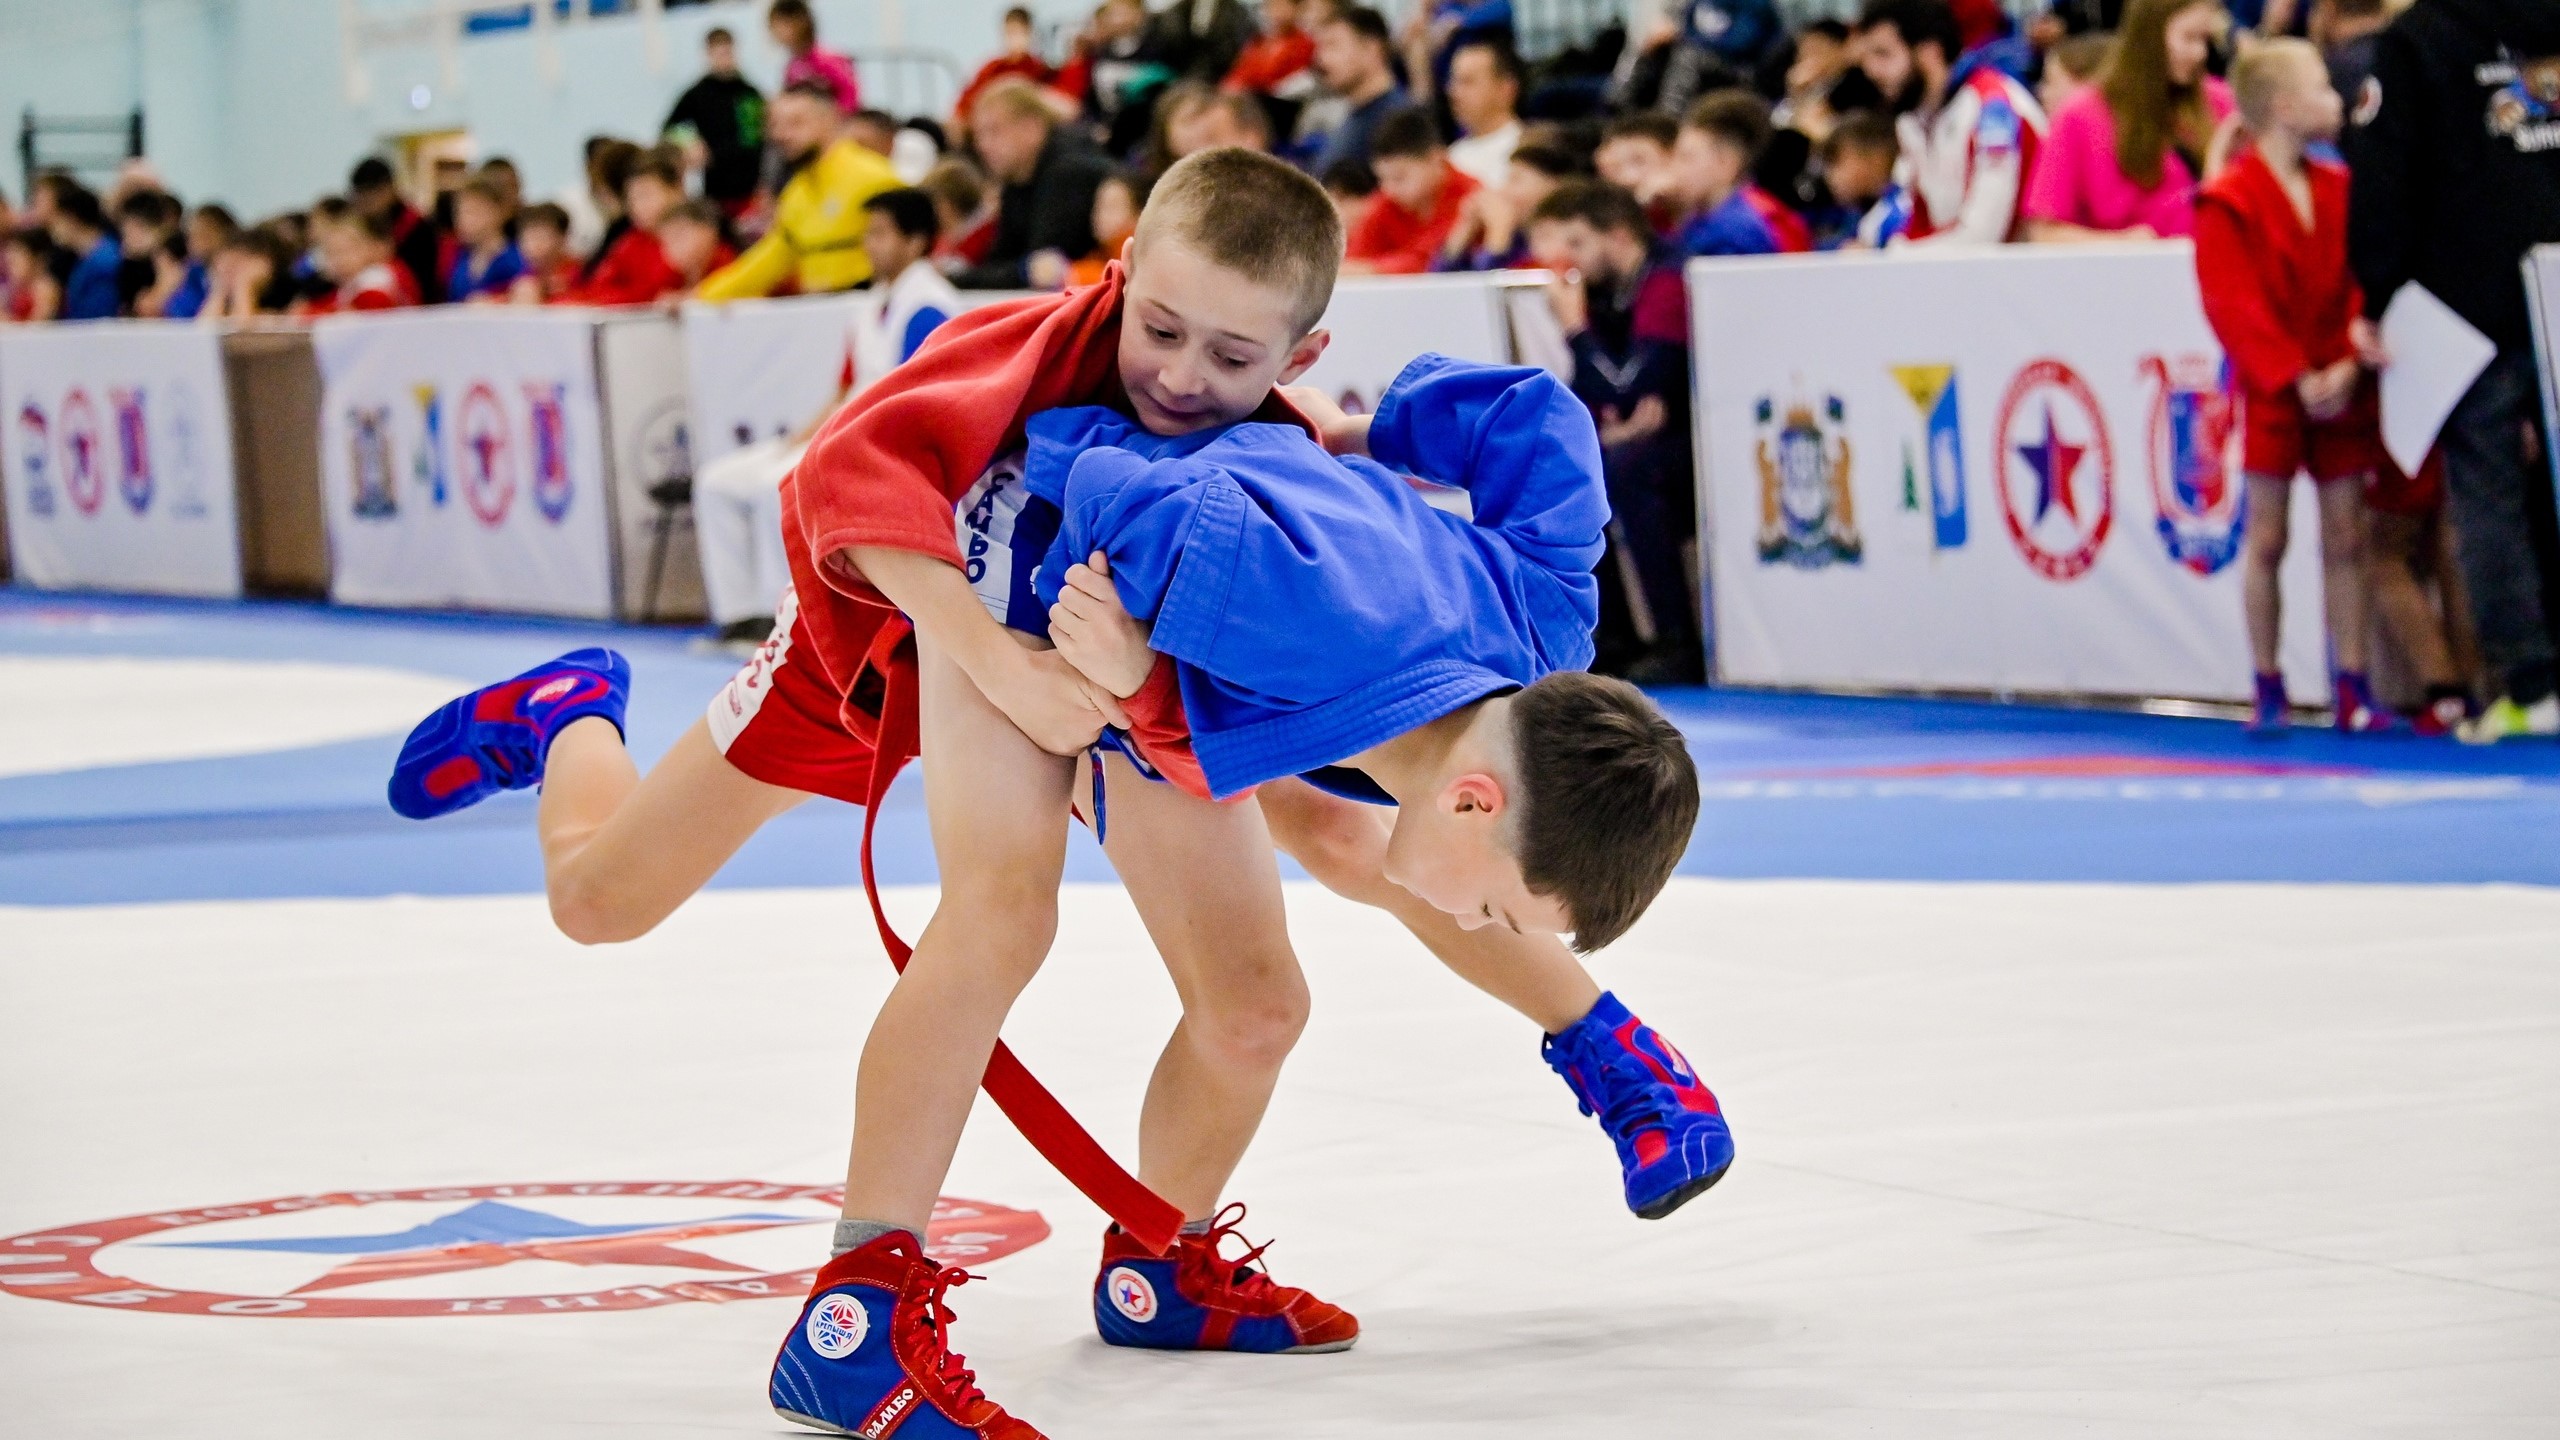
[832,1219,921,1257]
[1179,1216,1215,1236]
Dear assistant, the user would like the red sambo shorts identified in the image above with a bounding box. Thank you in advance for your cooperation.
[705,586,877,805]
[2241,379,2386,485]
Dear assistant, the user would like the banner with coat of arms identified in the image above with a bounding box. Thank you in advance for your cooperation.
[315,310,616,617]
[1688,246,2328,704]
[0,322,242,596]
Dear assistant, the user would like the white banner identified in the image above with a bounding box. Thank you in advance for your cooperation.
[1301,273,1512,414]
[1,322,242,596]
[1690,245,2327,704]
[680,292,869,470]
[595,313,700,618]
[680,288,1037,473]
[316,310,617,617]
[2525,244,2560,502]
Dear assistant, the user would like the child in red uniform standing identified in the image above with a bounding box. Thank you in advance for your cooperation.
[2194,39,2394,735]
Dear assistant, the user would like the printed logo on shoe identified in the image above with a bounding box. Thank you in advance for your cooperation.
[527,675,583,707]
[806,1292,869,1359]
[857,1383,918,1439]
[1105,1265,1158,1323]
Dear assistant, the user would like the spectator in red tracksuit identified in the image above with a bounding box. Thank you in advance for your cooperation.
[2194,39,2407,736]
[557,147,687,306]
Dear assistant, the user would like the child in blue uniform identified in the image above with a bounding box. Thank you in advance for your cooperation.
[764,350,1723,1435]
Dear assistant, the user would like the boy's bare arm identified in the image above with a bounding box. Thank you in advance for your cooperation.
[1281,385,1373,458]
[848,544,1128,755]
[1048,553,1156,700]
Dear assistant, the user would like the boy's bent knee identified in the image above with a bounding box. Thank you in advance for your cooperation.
[548,876,661,946]
[1187,979,1310,1074]
[1265,791,1393,900]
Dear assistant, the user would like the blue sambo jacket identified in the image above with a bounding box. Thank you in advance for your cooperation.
[1023,353,1605,801]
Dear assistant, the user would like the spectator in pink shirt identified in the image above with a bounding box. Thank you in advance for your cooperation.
[769,0,861,115]
[2023,0,2235,241]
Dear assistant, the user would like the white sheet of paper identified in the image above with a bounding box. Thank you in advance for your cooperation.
[2378,283,2497,475]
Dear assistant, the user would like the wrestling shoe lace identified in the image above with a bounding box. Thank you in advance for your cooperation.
[910,1264,991,1411]
[1572,1044,1681,1147]
[1178,1203,1286,1312]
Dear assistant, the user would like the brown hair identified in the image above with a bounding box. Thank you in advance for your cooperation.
[2048,30,2113,83]
[1602,111,1679,150]
[518,201,571,234]
[1369,105,1445,162]
[626,143,686,195]
[1510,672,1699,952]
[2099,0,2222,189]
[1822,107,1899,161]
[1681,90,1774,163]
[457,174,511,209]
[311,195,393,243]
[973,75,1059,129]
[918,158,988,220]
[660,198,722,230]
[1134,147,1343,335]
[1527,178,1652,239]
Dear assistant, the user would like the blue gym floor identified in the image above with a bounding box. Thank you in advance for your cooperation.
[4,588,2555,907]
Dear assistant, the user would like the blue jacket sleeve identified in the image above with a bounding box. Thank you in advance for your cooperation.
[1039,425,1444,706]
[1366,353,1609,576]
[899,305,950,363]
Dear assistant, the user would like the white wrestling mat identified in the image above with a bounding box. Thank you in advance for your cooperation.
[4,879,2557,1438]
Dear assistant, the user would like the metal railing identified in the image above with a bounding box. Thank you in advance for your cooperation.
[19,107,145,199]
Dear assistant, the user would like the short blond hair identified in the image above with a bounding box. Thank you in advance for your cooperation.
[2232,37,2325,133]
[971,75,1058,129]
[1132,147,1342,335]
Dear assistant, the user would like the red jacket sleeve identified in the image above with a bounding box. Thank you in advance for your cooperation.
[774,266,1133,701]
[2193,192,2308,399]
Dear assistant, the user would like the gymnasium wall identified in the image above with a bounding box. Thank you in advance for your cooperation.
[0,0,1062,219]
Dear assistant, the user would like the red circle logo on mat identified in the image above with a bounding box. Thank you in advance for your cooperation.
[1992,359,2114,582]
[0,1182,1046,1318]
[457,381,515,527]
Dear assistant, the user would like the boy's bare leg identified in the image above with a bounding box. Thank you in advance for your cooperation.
[1077,752,1309,1221]
[839,636,1078,1235]
[2241,473,2295,675]
[537,717,808,945]
[2316,476,2374,673]
[1259,777,1602,1036]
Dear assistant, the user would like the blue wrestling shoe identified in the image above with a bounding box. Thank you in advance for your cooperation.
[1543,993,1733,1219]
[386,648,629,820]
[1093,1205,1358,1354]
[770,1232,1044,1439]
[2246,672,2290,738]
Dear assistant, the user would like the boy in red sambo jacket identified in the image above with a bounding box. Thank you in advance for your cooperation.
[388,149,1721,1438]
[2195,39,2414,736]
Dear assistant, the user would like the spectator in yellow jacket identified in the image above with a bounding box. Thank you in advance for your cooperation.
[697,82,900,300]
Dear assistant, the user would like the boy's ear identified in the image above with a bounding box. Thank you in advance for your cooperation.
[1442,770,1508,819]
[1276,327,1330,386]
[1117,233,1136,267]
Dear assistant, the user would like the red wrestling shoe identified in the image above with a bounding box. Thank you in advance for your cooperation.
[769,1231,1044,1438]
[1093,1204,1359,1353]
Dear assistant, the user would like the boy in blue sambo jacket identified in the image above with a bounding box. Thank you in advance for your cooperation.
[819,349,1730,1364]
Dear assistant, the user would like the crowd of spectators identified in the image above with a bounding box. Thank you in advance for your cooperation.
[0,0,2550,730]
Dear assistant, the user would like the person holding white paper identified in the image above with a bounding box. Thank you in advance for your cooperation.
[2345,0,2560,743]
